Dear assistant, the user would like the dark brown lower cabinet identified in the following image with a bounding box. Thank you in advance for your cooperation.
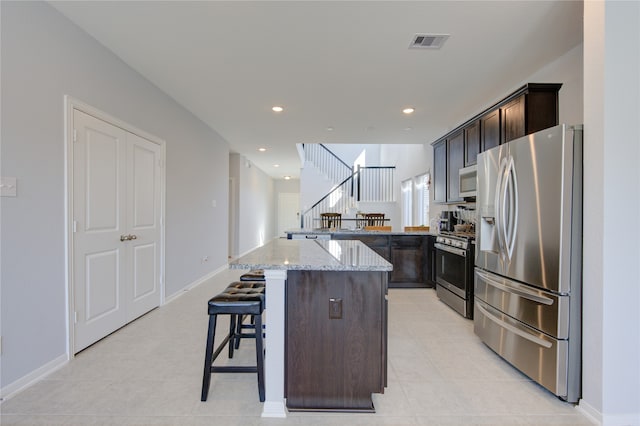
[389,235,426,287]
[426,235,437,287]
[331,234,432,288]
[285,270,387,412]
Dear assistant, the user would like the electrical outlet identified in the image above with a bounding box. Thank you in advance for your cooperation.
[329,298,342,319]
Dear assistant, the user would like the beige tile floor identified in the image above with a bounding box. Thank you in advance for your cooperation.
[1,268,595,425]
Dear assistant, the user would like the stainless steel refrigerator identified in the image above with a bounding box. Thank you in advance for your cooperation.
[474,124,582,403]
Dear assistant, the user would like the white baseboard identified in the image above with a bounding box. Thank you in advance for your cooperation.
[0,353,68,402]
[577,399,640,425]
[1,266,230,403]
[232,237,280,262]
[261,401,287,418]
[601,413,640,426]
[163,264,228,305]
[578,399,603,425]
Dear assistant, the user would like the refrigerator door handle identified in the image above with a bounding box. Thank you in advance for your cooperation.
[495,157,509,262]
[476,269,553,305]
[476,302,552,349]
[505,157,518,261]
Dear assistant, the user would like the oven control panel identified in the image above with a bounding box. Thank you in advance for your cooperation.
[436,235,469,250]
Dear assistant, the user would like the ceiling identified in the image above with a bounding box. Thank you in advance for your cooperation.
[50,1,583,179]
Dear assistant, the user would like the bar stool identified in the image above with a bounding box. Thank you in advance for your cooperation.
[240,269,265,281]
[201,281,265,402]
[237,270,266,348]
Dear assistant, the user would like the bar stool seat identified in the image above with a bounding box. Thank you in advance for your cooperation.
[240,269,265,281]
[201,282,265,402]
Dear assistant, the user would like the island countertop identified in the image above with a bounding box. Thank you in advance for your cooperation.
[229,238,392,272]
[228,238,391,415]
[286,228,435,237]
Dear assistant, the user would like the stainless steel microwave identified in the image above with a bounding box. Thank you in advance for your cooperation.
[458,165,477,198]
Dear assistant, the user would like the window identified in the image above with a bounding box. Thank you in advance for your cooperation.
[402,173,430,228]
[401,178,413,227]
[414,173,430,226]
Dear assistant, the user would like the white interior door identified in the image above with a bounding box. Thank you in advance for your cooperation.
[73,109,162,352]
[277,193,300,237]
[126,133,162,321]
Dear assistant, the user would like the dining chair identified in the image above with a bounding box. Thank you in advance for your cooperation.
[364,213,385,226]
[320,213,342,229]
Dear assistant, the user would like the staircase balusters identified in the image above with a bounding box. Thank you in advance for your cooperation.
[301,144,396,228]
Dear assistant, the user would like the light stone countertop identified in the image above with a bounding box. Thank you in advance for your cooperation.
[229,239,393,272]
[285,228,435,236]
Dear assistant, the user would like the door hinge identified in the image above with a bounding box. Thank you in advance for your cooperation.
[73,129,77,142]
[74,311,78,324]
[73,220,77,233]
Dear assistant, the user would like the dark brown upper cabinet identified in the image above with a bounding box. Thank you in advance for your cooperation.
[446,130,464,203]
[433,139,447,203]
[480,109,500,152]
[431,83,561,204]
[464,120,480,166]
[501,95,526,143]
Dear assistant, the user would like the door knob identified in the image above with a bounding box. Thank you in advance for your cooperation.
[120,234,138,241]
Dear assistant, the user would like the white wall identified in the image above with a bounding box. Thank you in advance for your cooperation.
[274,178,300,194]
[299,163,335,214]
[582,2,640,425]
[0,2,230,390]
[518,44,584,126]
[325,143,382,167]
[378,143,432,230]
[301,143,420,229]
[428,43,585,226]
[300,143,383,216]
[234,155,276,256]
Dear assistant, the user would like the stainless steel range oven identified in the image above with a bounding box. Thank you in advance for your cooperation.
[434,233,474,318]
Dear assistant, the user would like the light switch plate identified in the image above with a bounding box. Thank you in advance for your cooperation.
[0,177,17,197]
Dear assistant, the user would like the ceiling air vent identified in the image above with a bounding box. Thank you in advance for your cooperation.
[409,34,449,49]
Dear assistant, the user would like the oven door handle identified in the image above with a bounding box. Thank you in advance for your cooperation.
[434,243,467,257]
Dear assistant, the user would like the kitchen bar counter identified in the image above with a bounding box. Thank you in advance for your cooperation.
[286,228,434,237]
[287,229,437,289]
[229,239,391,416]
[230,238,392,271]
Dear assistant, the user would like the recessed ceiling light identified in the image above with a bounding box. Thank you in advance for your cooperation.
[403,107,415,114]
[273,164,280,168]
[284,176,291,180]
[404,127,413,131]
[272,106,284,112]
[258,147,267,152]
[327,126,334,131]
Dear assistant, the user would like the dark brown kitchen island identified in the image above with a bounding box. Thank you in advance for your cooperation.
[229,239,392,416]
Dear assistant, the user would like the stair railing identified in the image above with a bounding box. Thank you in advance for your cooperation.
[300,174,356,229]
[356,166,396,202]
[300,165,396,228]
[303,143,353,187]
